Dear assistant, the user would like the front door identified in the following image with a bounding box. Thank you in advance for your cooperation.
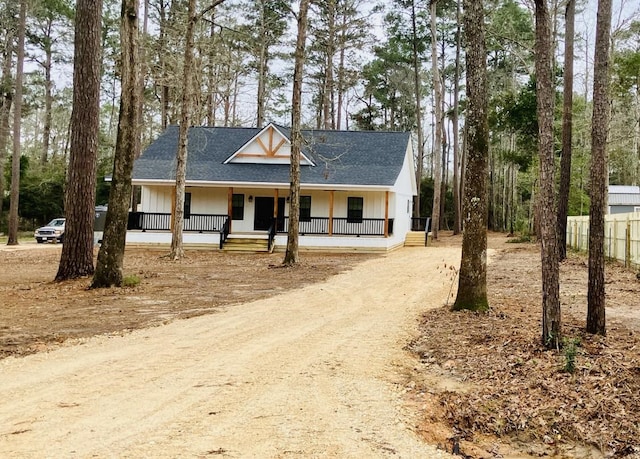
[254,197,274,231]
[277,197,286,231]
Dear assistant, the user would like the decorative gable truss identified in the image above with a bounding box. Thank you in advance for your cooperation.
[223,123,315,166]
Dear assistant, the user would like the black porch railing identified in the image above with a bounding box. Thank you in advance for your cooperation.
[128,212,170,231]
[333,217,393,236]
[128,212,228,233]
[411,217,431,232]
[280,216,393,236]
[280,217,330,234]
[128,212,394,237]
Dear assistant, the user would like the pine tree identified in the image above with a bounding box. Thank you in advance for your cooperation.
[7,1,26,246]
[283,0,311,266]
[91,0,140,288]
[587,0,613,336]
[534,0,561,348]
[452,0,489,312]
[558,0,575,261]
[55,0,102,279]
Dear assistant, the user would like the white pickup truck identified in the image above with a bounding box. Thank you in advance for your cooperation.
[34,218,65,243]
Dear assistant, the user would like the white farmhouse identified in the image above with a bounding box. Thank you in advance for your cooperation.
[129,123,418,252]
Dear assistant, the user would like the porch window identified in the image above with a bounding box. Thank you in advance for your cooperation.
[300,196,311,222]
[232,193,244,220]
[184,192,192,219]
[347,197,363,223]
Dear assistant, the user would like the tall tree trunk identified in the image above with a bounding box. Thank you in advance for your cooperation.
[223,75,231,126]
[283,0,310,266]
[430,0,443,239]
[170,0,226,260]
[207,15,218,126]
[169,0,198,261]
[336,11,347,130]
[136,0,148,158]
[41,38,53,165]
[7,0,27,246]
[411,0,425,219]
[440,32,448,230]
[587,0,612,336]
[452,0,488,311]
[91,0,140,288]
[55,0,102,278]
[534,0,561,349]
[322,0,336,130]
[159,0,169,130]
[232,68,240,125]
[440,136,447,229]
[0,27,13,225]
[256,1,267,128]
[460,120,467,229]
[511,164,517,233]
[557,0,575,261]
[487,149,494,230]
[452,0,461,235]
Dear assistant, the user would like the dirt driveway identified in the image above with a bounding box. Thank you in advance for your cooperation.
[0,246,459,458]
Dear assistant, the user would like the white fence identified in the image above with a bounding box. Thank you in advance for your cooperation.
[567,213,640,269]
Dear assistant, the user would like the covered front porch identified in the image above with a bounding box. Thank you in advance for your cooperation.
[126,211,395,251]
[125,185,409,251]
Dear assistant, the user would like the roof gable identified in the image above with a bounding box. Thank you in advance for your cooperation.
[224,123,314,166]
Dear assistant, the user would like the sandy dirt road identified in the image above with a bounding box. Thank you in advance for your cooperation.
[0,247,459,458]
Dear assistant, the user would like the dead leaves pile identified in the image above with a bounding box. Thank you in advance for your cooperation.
[410,248,640,458]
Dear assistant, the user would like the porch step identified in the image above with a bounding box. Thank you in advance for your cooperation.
[404,231,430,247]
[222,235,270,253]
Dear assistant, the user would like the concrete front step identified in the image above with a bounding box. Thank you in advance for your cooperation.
[404,231,431,247]
[222,236,270,252]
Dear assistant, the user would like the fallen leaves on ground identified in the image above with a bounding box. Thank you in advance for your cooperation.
[410,239,640,458]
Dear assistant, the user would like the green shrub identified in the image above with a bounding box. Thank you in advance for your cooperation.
[562,337,581,373]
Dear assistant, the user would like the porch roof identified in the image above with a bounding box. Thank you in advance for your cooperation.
[133,125,411,188]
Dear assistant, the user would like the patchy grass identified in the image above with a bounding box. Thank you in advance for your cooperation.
[505,233,532,243]
[122,274,141,288]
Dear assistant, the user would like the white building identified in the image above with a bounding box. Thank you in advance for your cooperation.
[129,123,418,252]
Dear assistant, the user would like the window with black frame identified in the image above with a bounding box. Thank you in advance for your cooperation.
[184,192,192,219]
[300,196,311,222]
[232,194,244,220]
[347,197,363,223]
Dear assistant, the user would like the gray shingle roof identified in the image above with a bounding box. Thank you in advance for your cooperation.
[132,125,411,188]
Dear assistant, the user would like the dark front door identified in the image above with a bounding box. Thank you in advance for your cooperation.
[277,197,286,231]
[254,197,274,231]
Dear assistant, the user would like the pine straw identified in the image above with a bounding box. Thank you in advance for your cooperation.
[409,247,640,458]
